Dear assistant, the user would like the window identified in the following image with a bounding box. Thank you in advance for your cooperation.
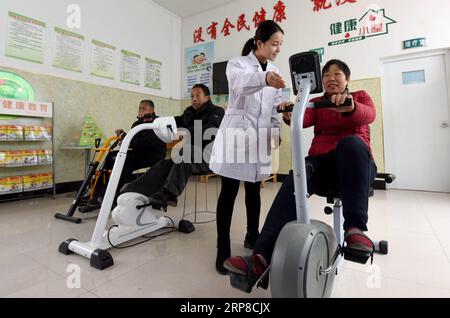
[402,70,425,85]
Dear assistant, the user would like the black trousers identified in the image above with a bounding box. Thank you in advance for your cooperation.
[123,159,211,198]
[216,176,262,250]
[100,150,164,197]
[254,136,377,263]
[96,150,165,197]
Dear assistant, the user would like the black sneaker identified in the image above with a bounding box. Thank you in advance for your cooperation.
[143,195,168,212]
[152,191,177,207]
[165,196,178,207]
[78,202,101,213]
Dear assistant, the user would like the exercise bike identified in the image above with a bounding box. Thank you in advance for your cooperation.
[58,117,195,270]
[230,52,393,298]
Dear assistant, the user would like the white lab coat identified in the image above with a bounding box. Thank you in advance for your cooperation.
[209,51,282,182]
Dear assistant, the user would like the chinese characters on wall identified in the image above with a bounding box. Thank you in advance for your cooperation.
[193,1,287,44]
[311,0,358,12]
[1,99,53,118]
[328,9,396,46]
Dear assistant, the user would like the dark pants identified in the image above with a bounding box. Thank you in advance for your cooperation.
[123,159,211,198]
[254,136,377,263]
[103,150,165,194]
[216,176,262,251]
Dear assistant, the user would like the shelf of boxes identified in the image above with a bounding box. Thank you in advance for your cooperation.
[0,98,55,200]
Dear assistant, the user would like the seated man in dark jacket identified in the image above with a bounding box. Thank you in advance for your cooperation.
[80,100,166,212]
[122,84,225,207]
[115,100,167,189]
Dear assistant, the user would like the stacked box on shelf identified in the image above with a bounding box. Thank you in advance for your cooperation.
[23,174,42,191]
[4,176,23,194]
[0,151,5,167]
[0,149,52,167]
[23,126,36,140]
[22,150,38,165]
[0,125,8,140]
[40,173,53,188]
[0,177,7,194]
[5,150,23,166]
[23,126,51,140]
[6,125,23,140]
[37,149,52,164]
[33,126,46,140]
[43,126,52,140]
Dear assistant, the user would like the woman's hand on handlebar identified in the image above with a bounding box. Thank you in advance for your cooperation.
[266,72,286,89]
[277,101,292,121]
[329,91,354,113]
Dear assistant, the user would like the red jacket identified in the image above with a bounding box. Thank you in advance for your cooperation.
[302,90,376,157]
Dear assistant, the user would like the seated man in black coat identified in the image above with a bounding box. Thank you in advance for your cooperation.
[80,100,167,212]
[122,84,224,207]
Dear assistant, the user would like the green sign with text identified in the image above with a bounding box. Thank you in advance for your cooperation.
[403,38,426,50]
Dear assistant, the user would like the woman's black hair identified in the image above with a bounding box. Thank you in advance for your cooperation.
[322,59,351,80]
[241,20,284,56]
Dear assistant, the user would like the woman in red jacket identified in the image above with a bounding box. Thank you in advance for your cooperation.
[223,59,377,289]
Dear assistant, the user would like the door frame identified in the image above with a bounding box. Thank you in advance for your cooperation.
[380,48,450,190]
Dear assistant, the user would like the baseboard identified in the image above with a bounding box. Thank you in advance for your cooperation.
[0,180,84,203]
[0,188,53,203]
[55,181,83,194]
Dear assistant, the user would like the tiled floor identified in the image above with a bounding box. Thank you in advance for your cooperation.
[0,179,449,298]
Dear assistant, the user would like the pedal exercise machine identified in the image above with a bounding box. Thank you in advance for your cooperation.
[58,117,194,270]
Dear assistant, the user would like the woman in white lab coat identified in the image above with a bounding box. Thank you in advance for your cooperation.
[210,20,290,275]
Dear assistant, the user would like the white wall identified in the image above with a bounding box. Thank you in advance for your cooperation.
[181,0,450,92]
[0,0,182,99]
[181,0,450,175]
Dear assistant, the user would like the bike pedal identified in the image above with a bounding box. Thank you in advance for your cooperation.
[343,247,373,265]
[229,273,254,293]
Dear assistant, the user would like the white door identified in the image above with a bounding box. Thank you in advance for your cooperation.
[381,51,450,192]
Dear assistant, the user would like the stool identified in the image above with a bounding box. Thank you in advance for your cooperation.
[261,173,278,188]
[181,173,219,224]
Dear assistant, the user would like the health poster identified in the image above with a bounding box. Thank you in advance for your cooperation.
[91,39,115,79]
[5,12,46,64]
[53,27,84,72]
[120,50,140,85]
[145,57,161,90]
[184,42,214,98]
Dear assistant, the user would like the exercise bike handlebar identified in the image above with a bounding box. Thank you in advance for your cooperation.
[277,98,353,113]
[313,98,353,108]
